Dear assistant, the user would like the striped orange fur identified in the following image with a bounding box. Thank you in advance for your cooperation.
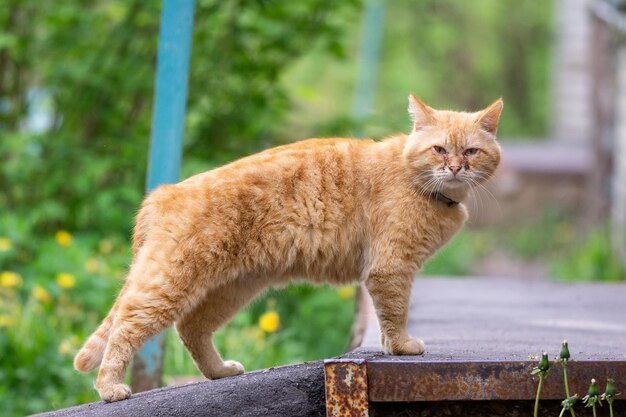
[74,95,503,402]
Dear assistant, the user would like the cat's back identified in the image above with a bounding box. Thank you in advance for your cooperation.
[182,137,371,186]
[143,137,374,231]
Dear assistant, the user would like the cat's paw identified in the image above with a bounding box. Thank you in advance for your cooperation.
[98,383,132,403]
[211,360,245,379]
[386,337,425,355]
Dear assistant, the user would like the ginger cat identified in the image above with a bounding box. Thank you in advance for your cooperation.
[74,94,502,402]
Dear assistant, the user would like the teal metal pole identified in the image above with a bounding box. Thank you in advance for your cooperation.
[131,0,196,393]
[351,0,387,137]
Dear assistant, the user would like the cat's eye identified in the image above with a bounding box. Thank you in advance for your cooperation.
[433,146,447,155]
[463,148,479,156]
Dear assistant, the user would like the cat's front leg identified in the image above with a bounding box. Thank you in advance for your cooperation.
[365,270,425,355]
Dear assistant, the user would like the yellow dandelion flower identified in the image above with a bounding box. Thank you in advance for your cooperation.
[338,285,356,300]
[84,258,99,274]
[32,285,52,303]
[0,314,14,327]
[259,310,280,333]
[0,271,22,288]
[56,272,76,289]
[99,239,113,254]
[55,230,72,247]
[0,237,12,252]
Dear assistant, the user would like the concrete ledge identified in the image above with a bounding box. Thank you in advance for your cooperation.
[33,362,325,417]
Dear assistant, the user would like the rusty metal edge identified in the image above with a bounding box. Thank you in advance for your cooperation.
[324,359,369,417]
[366,359,626,402]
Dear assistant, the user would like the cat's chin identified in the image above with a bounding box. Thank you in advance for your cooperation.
[440,181,469,202]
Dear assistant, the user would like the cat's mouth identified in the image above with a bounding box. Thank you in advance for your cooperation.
[441,172,467,185]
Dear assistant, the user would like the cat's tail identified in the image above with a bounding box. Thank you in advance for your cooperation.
[73,281,128,373]
[73,311,115,373]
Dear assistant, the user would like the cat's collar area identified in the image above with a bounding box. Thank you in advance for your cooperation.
[431,191,459,207]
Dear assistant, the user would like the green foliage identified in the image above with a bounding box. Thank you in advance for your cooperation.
[503,209,577,260]
[0,227,129,415]
[421,230,492,276]
[0,0,359,236]
[552,227,625,282]
[468,209,625,282]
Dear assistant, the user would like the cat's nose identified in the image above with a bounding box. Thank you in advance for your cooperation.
[448,165,462,176]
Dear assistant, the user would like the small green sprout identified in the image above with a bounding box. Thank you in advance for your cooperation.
[583,379,602,417]
[601,379,620,417]
[556,340,570,362]
[532,351,551,376]
[532,352,550,417]
[556,340,575,417]
[559,395,579,417]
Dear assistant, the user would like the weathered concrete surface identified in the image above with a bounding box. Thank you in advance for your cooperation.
[358,277,626,401]
[361,277,626,360]
[33,362,325,417]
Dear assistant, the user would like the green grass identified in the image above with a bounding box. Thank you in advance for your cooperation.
[0,223,127,415]
[552,227,625,282]
[421,230,493,276]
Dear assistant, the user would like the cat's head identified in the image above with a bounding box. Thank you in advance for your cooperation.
[402,94,503,201]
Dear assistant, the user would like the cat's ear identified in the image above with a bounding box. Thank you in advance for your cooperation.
[408,93,434,131]
[476,98,503,136]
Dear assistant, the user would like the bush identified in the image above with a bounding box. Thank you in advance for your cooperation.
[420,230,493,276]
[0,227,128,415]
[552,227,626,282]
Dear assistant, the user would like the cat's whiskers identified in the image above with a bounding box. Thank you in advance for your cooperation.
[464,176,483,215]
[415,173,438,196]
[417,177,441,205]
[464,172,502,217]
[433,176,447,204]
[470,171,500,202]
[411,171,436,188]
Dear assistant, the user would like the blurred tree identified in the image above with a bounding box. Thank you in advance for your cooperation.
[377,0,552,138]
[282,0,552,140]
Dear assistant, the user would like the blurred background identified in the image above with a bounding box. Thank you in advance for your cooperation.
[1,0,625,414]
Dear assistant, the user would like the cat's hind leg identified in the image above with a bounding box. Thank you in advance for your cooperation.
[175,277,265,380]
[95,264,205,402]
